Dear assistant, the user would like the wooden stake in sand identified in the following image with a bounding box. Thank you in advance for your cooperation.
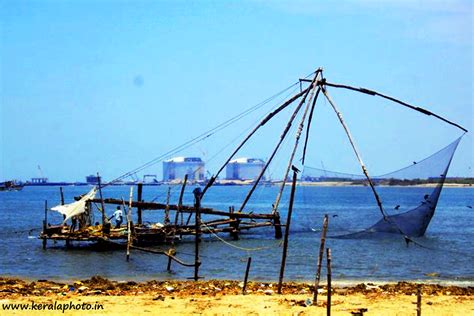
[326,247,332,316]
[417,284,422,316]
[242,257,252,295]
[314,214,329,305]
[277,165,299,294]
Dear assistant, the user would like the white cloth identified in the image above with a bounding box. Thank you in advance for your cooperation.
[51,187,97,223]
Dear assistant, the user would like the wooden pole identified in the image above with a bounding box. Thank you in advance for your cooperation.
[273,212,283,239]
[96,173,107,235]
[126,187,134,261]
[200,86,312,199]
[60,186,66,221]
[193,188,202,281]
[326,248,332,316]
[42,200,47,250]
[314,214,329,305]
[59,187,65,205]
[238,71,321,214]
[242,257,252,295]
[165,187,171,225]
[273,73,321,214]
[277,166,298,294]
[137,182,143,225]
[168,175,188,270]
[417,284,422,316]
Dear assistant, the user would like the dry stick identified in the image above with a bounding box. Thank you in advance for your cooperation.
[313,214,329,305]
[126,187,134,261]
[239,71,321,214]
[417,284,422,316]
[168,175,188,270]
[277,166,299,294]
[96,173,107,235]
[326,248,332,316]
[200,86,312,199]
[242,257,252,295]
[42,200,48,250]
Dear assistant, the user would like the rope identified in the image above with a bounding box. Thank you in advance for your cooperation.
[200,221,279,252]
[102,78,312,189]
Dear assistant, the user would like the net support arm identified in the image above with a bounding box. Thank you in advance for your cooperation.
[321,81,468,133]
[272,73,322,214]
[321,87,388,221]
[201,86,312,199]
[301,85,321,165]
[237,70,322,213]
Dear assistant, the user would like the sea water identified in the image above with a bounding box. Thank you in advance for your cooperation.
[0,185,472,284]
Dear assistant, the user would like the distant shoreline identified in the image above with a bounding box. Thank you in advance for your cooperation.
[21,181,474,188]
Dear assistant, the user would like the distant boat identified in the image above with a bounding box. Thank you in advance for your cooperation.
[0,180,24,191]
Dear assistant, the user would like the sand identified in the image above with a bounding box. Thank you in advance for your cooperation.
[1,277,472,315]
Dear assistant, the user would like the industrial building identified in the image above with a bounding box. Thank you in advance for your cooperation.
[226,158,266,180]
[162,157,205,181]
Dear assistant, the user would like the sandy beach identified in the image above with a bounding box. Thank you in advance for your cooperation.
[1,277,472,315]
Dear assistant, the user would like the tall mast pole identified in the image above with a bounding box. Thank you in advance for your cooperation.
[237,70,321,213]
[272,70,322,214]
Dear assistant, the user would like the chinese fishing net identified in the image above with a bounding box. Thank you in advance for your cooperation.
[299,136,463,238]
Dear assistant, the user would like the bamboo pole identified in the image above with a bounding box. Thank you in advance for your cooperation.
[326,248,332,316]
[60,186,66,221]
[200,86,312,199]
[417,284,422,316]
[238,71,321,214]
[321,88,388,221]
[168,175,188,270]
[78,198,276,219]
[242,257,252,295]
[273,72,321,214]
[126,187,133,261]
[137,182,143,225]
[42,200,47,250]
[277,166,298,294]
[321,81,468,133]
[193,188,202,281]
[60,187,65,205]
[313,214,329,305]
[302,86,322,165]
[165,187,171,225]
[96,173,107,235]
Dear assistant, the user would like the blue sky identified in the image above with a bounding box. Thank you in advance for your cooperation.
[1,0,472,182]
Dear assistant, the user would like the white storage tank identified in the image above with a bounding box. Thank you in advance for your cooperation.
[162,157,205,181]
[226,158,266,180]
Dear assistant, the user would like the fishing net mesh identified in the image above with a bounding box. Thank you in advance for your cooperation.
[297,136,462,238]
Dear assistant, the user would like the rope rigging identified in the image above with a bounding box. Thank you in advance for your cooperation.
[102,70,318,189]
